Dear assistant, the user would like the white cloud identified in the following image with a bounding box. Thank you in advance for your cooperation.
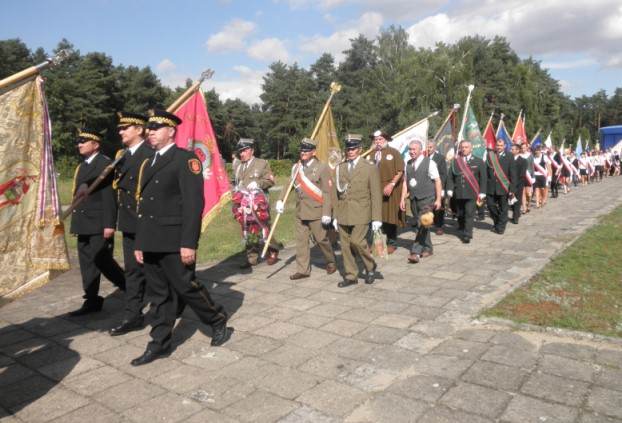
[156,58,176,73]
[541,58,597,70]
[155,59,190,88]
[299,11,383,61]
[247,38,290,62]
[206,19,256,52]
[211,66,265,104]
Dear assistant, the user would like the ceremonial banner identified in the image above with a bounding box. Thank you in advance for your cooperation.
[389,118,429,161]
[544,132,553,149]
[575,136,583,155]
[512,112,528,145]
[459,106,486,159]
[173,90,231,232]
[0,77,69,299]
[496,118,513,151]
[530,130,542,149]
[433,107,458,162]
[483,115,496,150]
[313,104,341,169]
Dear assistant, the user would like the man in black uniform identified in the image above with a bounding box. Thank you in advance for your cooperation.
[69,129,126,316]
[426,140,447,235]
[486,139,518,234]
[510,143,527,224]
[446,140,487,243]
[131,110,230,366]
[109,112,154,336]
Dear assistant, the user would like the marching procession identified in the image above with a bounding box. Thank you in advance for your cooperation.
[65,106,621,366]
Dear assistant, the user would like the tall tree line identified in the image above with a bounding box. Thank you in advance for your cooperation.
[1,30,621,173]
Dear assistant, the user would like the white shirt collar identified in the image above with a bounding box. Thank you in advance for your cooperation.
[156,142,175,156]
[128,140,145,155]
[85,152,98,164]
[349,156,360,166]
[413,155,424,167]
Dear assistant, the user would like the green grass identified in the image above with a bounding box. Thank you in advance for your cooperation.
[59,176,297,263]
[483,205,622,338]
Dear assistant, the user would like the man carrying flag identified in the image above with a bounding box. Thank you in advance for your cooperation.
[486,139,518,234]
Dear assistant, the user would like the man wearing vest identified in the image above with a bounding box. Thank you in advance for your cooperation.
[400,139,442,263]
[426,139,448,235]
[486,139,518,235]
[334,134,382,287]
[275,138,336,280]
[446,140,487,243]
[232,138,281,267]
[69,129,126,316]
[371,130,405,254]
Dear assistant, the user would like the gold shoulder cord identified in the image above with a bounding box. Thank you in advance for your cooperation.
[71,163,82,197]
[112,149,124,190]
[135,158,150,212]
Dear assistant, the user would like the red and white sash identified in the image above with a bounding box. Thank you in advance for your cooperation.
[533,157,547,176]
[524,170,536,186]
[294,163,323,204]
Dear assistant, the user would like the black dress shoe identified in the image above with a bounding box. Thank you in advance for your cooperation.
[131,347,170,366]
[511,217,519,224]
[211,320,232,346]
[338,278,358,288]
[109,316,144,336]
[68,297,103,317]
[289,273,310,280]
[461,237,471,244]
[365,270,375,285]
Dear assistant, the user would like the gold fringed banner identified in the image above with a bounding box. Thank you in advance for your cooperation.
[0,77,69,299]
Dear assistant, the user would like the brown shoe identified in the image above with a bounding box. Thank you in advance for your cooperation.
[326,263,337,274]
[289,273,310,280]
[435,228,444,235]
[408,253,420,263]
[266,249,279,265]
[387,245,397,254]
[421,251,433,258]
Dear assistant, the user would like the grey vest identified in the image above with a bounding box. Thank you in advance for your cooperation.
[406,157,435,199]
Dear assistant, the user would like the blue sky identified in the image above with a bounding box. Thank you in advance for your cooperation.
[2,0,621,104]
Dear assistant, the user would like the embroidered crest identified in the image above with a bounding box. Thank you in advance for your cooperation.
[386,154,393,160]
[188,158,201,174]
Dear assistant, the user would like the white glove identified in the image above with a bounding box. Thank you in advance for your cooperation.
[321,216,331,225]
[332,219,339,231]
[247,181,259,191]
[275,200,284,214]
[371,221,382,232]
[478,193,486,200]
[441,190,445,198]
[446,190,453,198]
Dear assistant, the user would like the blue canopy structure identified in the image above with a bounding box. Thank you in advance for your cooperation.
[600,125,622,150]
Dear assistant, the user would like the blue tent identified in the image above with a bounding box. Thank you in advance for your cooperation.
[600,125,622,150]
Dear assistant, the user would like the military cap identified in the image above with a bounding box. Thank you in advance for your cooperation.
[345,133,362,149]
[372,129,392,141]
[76,128,102,144]
[300,137,316,152]
[117,111,147,128]
[146,109,182,129]
[236,138,255,151]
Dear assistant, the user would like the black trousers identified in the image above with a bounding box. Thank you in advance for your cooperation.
[511,186,524,221]
[122,233,146,321]
[551,176,559,197]
[486,194,509,232]
[381,223,398,247]
[433,207,444,228]
[410,196,434,254]
[143,252,227,352]
[455,198,476,239]
[77,234,125,303]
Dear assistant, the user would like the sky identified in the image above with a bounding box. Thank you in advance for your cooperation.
[2,0,621,104]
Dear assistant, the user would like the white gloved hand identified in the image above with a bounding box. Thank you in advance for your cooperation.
[321,216,331,225]
[371,221,382,232]
[332,219,338,231]
[478,193,486,200]
[446,190,453,198]
[275,200,284,214]
[247,181,259,191]
[441,190,445,198]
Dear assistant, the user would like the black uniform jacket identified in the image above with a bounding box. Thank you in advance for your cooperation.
[513,156,528,189]
[486,151,518,196]
[114,142,155,234]
[135,146,204,253]
[70,154,117,235]
[446,155,487,200]
[429,151,447,189]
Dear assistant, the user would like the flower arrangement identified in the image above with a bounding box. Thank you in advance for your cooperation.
[231,188,270,246]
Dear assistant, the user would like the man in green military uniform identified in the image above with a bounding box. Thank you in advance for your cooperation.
[69,128,126,316]
[446,140,487,243]
[233,138,281,267]
[275,138,336,280]
[132,110,230,366]
[371,130,405,254]
[334,134,382,287]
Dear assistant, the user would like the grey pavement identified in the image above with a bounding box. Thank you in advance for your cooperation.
[2,178,622,422]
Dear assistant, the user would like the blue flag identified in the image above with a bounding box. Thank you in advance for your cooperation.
[531,132,542,149]
[496,120,512,151]
[576,136,583,155]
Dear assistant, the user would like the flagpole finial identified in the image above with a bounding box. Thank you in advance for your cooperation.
[467,84,475,92]
[50,49,70,66]
[431,111,440,117]
[199,69,215,82]
[500,113,505,120]
[329,81,342,94]
[453,103,461,110]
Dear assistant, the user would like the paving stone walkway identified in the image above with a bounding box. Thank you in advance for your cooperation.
[2,178,622,423]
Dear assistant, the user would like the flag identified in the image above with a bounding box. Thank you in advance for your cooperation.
[0,76,69,299]
[433,107,458,162]
[482,115,496,150]
[173,90,231,232]
[575,136,583,155]
[312,104,341,169]
[544,132,553,149]
[512,112,528,145]
[530,130,542,149]
[389,118,429,162]
[459,104,486,159]
[585,139,591,152]
[496,118,513,151]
